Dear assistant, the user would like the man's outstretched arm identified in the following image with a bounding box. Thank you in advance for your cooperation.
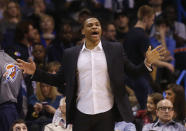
[16,58,65,91]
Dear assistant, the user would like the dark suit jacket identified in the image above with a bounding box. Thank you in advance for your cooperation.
[33,40,149,124]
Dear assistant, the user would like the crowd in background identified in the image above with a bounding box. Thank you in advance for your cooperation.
[0,0,186,131]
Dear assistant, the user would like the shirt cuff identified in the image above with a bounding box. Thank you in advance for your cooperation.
[144,59,152,72]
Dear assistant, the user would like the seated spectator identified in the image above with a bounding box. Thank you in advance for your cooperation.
[142,99,186,131]
[0,1,21,34]
[150,17,176,87]
[32,44,47,70]
[0,1,22,49]
[46,61,61,74]
[164,4,186,47]
[27,82,62,131]
[40,14,56,48]
[136,93,163,123]
[46,61,63,93]
[44,97,72,131]
[5,21,37,61]
[9,119,28,131]
[135,93,163,130]
[165,83,186,125]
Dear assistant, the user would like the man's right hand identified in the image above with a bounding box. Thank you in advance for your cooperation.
[16,58,36,75]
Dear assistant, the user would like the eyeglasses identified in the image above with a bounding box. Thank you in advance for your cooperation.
[158,106,173,112]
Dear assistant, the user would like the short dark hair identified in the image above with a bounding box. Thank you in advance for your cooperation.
[114,11,129,20]
[148,92,163,105]
[15,21,33,43]
[9,119,27,131]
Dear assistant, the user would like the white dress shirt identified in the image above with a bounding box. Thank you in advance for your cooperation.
[77,41,114,115]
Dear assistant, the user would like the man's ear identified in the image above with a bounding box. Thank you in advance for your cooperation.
[143,16,148,24]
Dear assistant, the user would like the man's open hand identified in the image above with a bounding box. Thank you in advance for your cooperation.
[16,58,36,75]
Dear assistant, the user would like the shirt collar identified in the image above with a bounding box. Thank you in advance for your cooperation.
[81,40,102,52]
[153,120,176,127]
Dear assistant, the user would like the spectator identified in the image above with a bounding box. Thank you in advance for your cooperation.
[9,119,28,131]
[164,4,186,47]
[46,61,63,93]
[135,93,163,130]
[114,12,130,44]
[46,61,61,74]
[47,23,74,63]
[25,0,55,31]
[150,17,176,67]
[102,22,117,42]
[0,1,22,49]
[32,44,47,70]
[40,14,56,48]
[27,82,62,131]
[123,5,155,109]
[150,16,176,87]
[44,97,72,131]
[5,21,37,61]
[142,99,186,131]
[165,83,186,125]
[0,1,21,34]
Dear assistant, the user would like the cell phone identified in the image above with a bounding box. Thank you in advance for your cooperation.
[41,101,48,105]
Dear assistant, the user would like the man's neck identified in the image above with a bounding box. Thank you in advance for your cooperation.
[119,26,129,33]
[159,119,172,124]
[85,39,100,50]
[135,21,146,30]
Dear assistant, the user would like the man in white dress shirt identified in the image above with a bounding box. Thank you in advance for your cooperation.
[17,17,166,131]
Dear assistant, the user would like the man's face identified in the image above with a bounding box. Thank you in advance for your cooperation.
[13,123,27,131]
[119,16,129,28]
[61,24,72,43]
[165,89,175,104]
[146,15,155,29]
[82,18,102,43]
[156,100,174,123]
[40,17,54,31]
[32,45,45,60]
[105,24,116,41]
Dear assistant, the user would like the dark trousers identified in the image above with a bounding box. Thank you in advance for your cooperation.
[0,102,19,131]
[73,108,115,131]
